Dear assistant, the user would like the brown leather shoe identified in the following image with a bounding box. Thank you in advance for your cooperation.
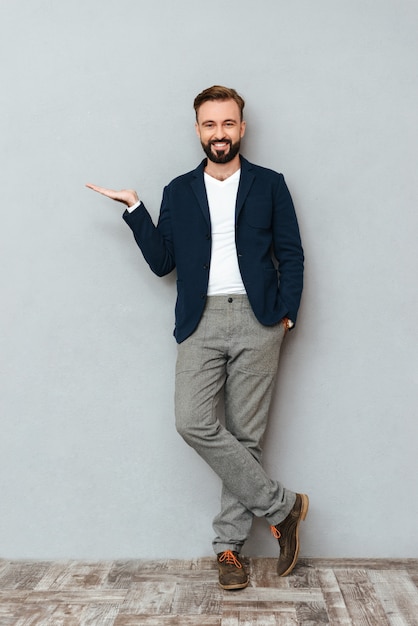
[217,550,249,590]
[271,493,309,577]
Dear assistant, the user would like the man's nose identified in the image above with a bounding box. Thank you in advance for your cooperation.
[213,125,225,137]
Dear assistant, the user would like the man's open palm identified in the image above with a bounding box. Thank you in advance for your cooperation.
[86,183,139,208]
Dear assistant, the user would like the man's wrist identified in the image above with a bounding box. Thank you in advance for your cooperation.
[127,200,142,213]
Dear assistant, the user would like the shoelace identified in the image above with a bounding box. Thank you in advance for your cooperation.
[270,525,281,539]
[218,550,243,568]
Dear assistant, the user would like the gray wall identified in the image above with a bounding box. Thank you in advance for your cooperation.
[1,0,417,560]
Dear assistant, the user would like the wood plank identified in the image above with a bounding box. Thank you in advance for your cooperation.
[106,558,220,589]
[1,601,58,625]
[221,609,298,625]
[289,562,321,589]
[0,561,51,590]
[295,601,330,625]
[25,589,127,604]
[105,559,207,588]
[402,562,418,591]
[222,586,324,605]
[0,615,21,626]
[269,613,299,626]
[0,561,10,578]
[79,602,121,625]
[220,613,240,626]
[35,560,113,591]
[0,590,30,602]
[368,569,418,625]
[335,568,391,625]
[115,616,221,625]
[107,569,219,585]
[316,568,352,625]
[118,581,177,615]
[171,582,223,615]
[302,559,418,571]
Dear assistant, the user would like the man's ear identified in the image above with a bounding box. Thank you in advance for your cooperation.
[240,120,246,138]
[195,121,200,138]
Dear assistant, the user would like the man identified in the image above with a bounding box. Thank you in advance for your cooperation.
[87,85,308,590]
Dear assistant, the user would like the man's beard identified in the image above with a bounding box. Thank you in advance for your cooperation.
[201,138,241,164]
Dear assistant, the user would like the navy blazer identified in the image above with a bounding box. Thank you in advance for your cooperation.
[123,156,304,343]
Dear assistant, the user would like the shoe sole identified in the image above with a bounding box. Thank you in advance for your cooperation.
[219,580,249,590]
[278,493,309,577]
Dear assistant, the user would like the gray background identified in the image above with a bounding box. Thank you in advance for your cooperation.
[1,0,417,560]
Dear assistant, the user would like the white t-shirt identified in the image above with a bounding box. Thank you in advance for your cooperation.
[204,170,246,296]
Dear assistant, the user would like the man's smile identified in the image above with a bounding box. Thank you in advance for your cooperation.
[211,140,231,150]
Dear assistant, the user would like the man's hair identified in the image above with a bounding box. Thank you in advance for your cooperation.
[193,85,245,121]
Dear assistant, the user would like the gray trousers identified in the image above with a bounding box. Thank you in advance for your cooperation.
[175,295,296,554]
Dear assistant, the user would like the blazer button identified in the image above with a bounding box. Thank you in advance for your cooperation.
[203,264,209,269]
[206,234,211,240]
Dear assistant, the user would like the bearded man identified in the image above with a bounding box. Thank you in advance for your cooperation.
[87,85,308,590]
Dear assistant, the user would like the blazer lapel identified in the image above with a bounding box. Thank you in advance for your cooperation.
[189,156,255,226]
[236,156,255,222]
[190,160,211,227]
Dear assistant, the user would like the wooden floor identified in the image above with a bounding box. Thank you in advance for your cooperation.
[0,557,417,625]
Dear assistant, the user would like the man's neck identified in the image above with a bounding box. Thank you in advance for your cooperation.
[204,155,241,181]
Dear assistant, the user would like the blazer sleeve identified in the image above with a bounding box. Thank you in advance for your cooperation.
[122,186,175,277]
[272,175,304,323]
